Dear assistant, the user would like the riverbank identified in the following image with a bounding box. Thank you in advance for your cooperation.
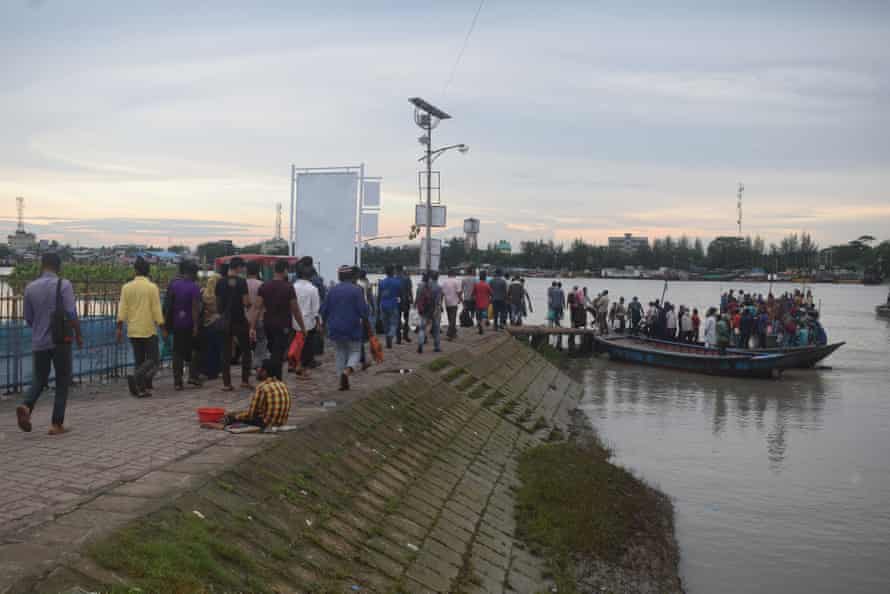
[2,334,681,593]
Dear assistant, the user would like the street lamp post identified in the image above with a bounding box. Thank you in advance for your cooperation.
[409,97,468,277]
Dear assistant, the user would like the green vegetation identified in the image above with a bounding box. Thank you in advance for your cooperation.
[456,374,479,392]
[482,390,505,408]
[6,263,178,289]
[467,382,490,400]
[442,367,467,382]
[91,510,266,594]
[536,343,568,366]
[427,357,452,372]
[516,439,675,594]
[532,416,549,432]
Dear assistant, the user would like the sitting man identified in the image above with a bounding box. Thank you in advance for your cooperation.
[224,359,291,429]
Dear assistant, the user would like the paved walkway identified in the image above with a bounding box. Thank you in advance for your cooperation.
[0,329,491,590]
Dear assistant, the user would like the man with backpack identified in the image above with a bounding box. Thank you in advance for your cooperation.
[16,253,83,435]
[415,271,442,354]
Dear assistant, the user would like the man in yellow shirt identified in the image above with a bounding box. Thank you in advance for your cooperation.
[116,257,166,397]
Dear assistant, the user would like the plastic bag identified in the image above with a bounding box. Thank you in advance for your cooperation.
[369,335,384,364]
[287,332,305,367]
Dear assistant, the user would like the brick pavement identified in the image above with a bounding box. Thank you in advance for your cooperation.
[0,329,492,591]
[13,332,586,593]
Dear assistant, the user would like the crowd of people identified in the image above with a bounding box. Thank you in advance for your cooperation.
[14,256,544,435]
[14,252,834,436]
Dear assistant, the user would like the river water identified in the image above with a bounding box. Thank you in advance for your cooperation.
[504,278,889,593]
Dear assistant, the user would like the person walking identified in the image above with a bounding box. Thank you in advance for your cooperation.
[216,257,252,391]
[117,257,165,398]
[473,271,493,335]
[165,261,202,390]
[377,265,402,348]
[415,272,443,354]
[664,303,678,340]
[293,263,322,368]
[319,266,369,391]
[628,296,643,335]
[615,297,626,333]
[251,259,305,380]
[440,269,462,339]
[596,290,610,334]
[245,260,267,370]
[460,270,476,328]
[397,265,413,343]
[489,269,508,330]
[16,253,83,435]
[703,307,718,349]
[200,269,224,380]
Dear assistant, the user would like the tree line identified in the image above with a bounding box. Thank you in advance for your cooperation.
[361,233,890,277]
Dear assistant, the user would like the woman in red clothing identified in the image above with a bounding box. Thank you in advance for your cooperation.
[473,272,493,335]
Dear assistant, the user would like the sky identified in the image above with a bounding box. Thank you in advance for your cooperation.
[1,0,889,251]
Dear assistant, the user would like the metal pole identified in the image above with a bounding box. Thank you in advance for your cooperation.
[289,164,296,256]
[356,162,365,267]
[425,120,433,276]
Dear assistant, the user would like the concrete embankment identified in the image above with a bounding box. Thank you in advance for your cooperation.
[25,335,680,594]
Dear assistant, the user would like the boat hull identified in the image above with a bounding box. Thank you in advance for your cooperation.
[729,342,844,368]
[594,336,786,378]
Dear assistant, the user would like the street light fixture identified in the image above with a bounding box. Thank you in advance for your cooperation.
[409,97,467,276]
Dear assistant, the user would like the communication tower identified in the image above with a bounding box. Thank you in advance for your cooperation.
[16,196,25,232]
[737,182,744,235]
[463,217,480,250]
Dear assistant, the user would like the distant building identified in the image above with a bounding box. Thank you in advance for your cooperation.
[608,233,648,254]
[260,238,289,255]
[7,229,37,253]
[495,240,512,254]
[463,218,480,251]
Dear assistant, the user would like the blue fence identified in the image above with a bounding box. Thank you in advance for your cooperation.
[0,316,173,394]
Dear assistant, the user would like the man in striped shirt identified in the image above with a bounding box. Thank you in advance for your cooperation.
[224,360,291,429]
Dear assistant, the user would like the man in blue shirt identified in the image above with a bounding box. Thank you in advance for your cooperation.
[378,265,402,348]
[17,253,83,435]
[319,265,369,391]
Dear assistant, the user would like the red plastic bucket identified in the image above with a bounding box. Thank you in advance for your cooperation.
[197,407,225,424]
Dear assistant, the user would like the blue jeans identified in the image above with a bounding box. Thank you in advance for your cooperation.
[334,340,361,376]
[382,308,400,339]
[492,300,508,329]
[418,316,441,350]
[24,345,71,426]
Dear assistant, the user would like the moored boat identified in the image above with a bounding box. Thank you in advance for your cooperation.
[594,335,791,378]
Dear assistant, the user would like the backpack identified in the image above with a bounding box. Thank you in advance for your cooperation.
[416,285,433,317]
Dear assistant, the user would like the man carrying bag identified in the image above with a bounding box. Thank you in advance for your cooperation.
[16,253,83,435]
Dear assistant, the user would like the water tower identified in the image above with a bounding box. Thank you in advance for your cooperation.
[463,218,480,250]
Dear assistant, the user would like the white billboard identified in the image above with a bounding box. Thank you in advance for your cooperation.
[415,204,447,227]
[295,171,357,286]
[360,212,379,238]
[362,181,380,208]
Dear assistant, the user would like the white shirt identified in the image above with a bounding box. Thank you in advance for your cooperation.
[703,316,717,346]
[680,313,693,332]
[293,279,320,331]
[440,277,462,307]
[666,310,677,329]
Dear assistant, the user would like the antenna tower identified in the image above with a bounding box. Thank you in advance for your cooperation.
[737,182,744,236]
[16,197,25,232]
[275,202,283,240]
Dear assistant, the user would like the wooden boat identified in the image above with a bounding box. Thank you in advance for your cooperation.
[877,305,890,319]
[594,335,790,378]
[728,342,844,368]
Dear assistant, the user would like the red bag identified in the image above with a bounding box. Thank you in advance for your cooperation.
[287,332,305,367]
[369,334,384,364]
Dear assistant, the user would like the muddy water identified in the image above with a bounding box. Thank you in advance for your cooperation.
[512,279,890,594]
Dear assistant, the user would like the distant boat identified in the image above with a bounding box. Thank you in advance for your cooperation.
[594,335,791,378]
[877,305,890,319]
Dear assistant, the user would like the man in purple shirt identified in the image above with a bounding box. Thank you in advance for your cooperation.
[165,261,202,390]
[16,253,83,435]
